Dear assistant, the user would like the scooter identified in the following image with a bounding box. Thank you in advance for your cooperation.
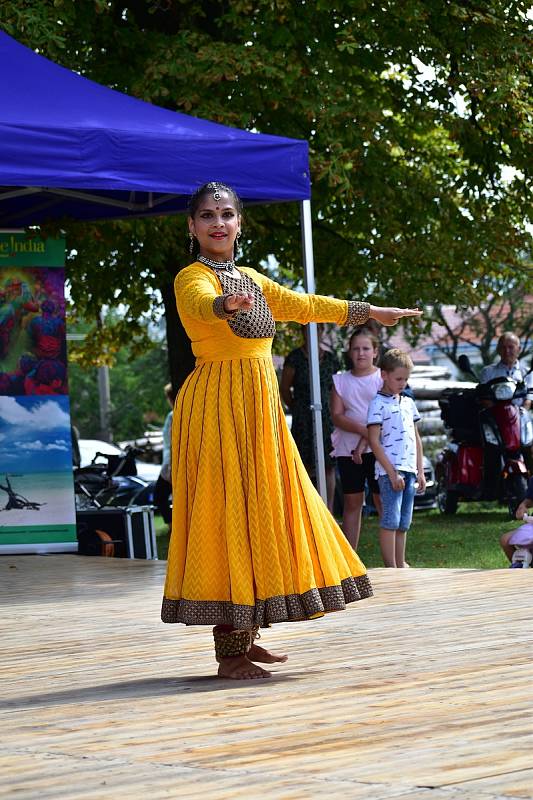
[74,446,155,510]
[435,355,530,516]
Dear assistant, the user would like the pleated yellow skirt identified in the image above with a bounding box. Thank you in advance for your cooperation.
[162,356,372,627]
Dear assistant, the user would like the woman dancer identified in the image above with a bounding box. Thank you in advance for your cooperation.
[161,182,421,679]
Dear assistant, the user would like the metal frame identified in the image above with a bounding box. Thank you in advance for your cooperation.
[300,199,327,502]
[123,505,157,560]
[0,186,179,212]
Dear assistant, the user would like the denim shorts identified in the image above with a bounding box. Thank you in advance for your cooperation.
[378,471,416,531]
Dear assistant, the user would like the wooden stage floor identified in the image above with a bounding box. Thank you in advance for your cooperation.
[1,556,532,800]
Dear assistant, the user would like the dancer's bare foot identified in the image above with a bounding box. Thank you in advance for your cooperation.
[248,642,288,664]
[401,562,410,568]
[217,655,271,680]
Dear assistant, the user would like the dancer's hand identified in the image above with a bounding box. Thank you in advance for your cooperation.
[370,306,422,327]
[224,292,255,313]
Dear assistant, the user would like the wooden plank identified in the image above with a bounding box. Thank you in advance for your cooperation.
[452,768,533,797]
[1,556,532,799]
[0,751,419,800]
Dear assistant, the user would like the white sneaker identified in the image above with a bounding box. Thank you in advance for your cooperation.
[511,547,532,568]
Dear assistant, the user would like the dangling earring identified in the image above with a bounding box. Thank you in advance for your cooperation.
[189,233,195,255]
[234,230,241,259]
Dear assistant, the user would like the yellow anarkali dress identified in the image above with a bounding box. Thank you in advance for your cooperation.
[161,262,373,628]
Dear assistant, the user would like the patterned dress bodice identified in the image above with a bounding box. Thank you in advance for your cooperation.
[217,271,276,339]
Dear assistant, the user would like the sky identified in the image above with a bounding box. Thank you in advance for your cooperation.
[0,396,73,473]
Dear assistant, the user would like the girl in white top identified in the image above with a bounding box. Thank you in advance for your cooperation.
[330,327,383,550]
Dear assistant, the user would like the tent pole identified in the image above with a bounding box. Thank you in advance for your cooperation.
[97,365,113,443]
[300,199,327,503]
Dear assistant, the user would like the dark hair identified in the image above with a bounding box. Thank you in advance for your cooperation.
[187,182,243,260]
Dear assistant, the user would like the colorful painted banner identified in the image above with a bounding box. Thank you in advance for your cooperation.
[0,233,76,553]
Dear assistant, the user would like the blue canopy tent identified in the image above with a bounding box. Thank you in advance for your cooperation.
[0,32,328,497]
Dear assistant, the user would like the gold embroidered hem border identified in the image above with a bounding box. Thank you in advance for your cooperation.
[161,574,373,626]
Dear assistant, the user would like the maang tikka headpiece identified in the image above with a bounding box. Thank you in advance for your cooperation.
[207,181,222,201]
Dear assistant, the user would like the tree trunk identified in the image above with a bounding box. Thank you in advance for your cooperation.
[161,278,195,393]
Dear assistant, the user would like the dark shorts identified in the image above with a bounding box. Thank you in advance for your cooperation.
[337,453,380,495]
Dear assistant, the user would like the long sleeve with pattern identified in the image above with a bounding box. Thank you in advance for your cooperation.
[246,268,369,326]
[174,262,370,365]
[175,267,227,324]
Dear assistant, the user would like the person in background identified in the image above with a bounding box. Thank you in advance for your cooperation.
[330,327,383,550]
[480,332,533,409]
[480,331,533,470]
[280,324,339,512]
[499,480,533,566]
[367,349,426,568]
[153,383,176,527]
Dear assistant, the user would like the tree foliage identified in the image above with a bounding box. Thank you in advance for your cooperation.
[69,341,169,440]
[424,275,533,368]
[2,1,532,380]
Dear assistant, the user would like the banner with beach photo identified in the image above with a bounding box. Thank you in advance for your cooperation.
[0,233,76,552]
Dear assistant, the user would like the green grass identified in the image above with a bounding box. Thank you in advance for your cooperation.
[154,503,524,569]
[154,517,171,561]
[357,505,521,569]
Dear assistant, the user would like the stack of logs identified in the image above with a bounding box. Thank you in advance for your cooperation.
[409,374,477,461]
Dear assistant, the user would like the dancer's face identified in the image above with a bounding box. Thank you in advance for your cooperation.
[188,192,241,262]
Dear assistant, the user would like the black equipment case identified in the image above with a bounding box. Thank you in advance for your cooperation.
[76,505,157,559]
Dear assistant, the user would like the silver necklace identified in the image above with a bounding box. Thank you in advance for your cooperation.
[198,255,237,274]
